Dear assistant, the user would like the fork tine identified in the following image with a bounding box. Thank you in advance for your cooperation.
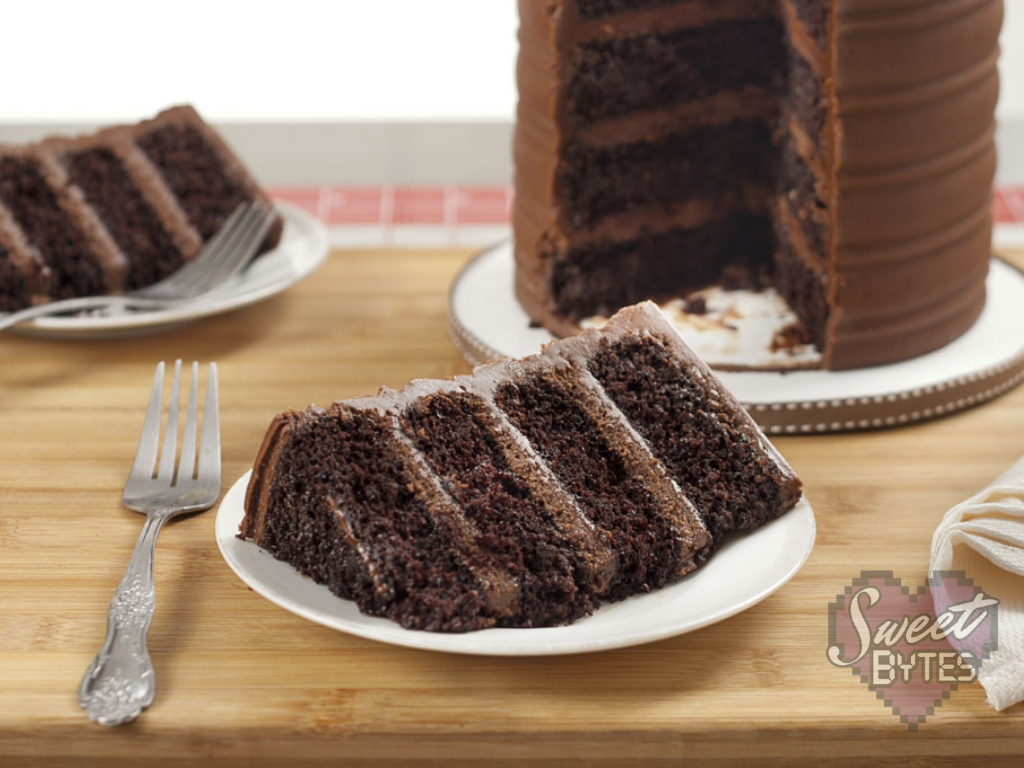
[171,204,258,295]
[201,205,275,288]
[157,360,182,482]
[227,205,275,265]
[198,363,221,484]
[128,362,166,482]
[176,362,200,485]
[136,203,252,300]
[170,204,251,286]
[199,203,251,259]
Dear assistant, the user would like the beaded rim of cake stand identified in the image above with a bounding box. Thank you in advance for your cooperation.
[447,245,1024,435]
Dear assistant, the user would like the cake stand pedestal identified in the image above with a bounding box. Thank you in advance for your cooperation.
[448,241,1024,434]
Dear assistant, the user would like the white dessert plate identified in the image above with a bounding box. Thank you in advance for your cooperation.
[216,470,816,656]
[449,241,1024,434]
[6,201,329,340]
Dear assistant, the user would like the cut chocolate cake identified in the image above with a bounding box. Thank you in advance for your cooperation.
[240,302,802,632]
[0,105,283,311]
[514,0,1002,369]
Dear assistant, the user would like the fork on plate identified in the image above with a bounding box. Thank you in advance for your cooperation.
[79,360,222,726]
[0,202,275,332]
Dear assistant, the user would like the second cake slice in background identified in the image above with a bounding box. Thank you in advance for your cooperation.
[0,105,282,311]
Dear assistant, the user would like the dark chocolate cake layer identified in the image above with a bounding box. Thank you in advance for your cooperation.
[241,302,801,632]
[0,242,26,312]
[560,120,774,229]
[586,336,798,543]
[0,154,107,301]
[772,241,831,351]
[493,367,701,600]
[0,105,282,311]
[576,0,684,20]
[64,147,184,290]
[401,390,600,626]
[568,19,786,123]
[551,213,774,320]
[0,210,50,310]
[137,125,248,242]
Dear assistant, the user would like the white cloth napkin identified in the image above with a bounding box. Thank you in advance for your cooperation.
[931,454,1024,711]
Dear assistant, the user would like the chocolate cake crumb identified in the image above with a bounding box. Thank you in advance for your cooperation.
[683,296,707,316]
[720,263,772,292]
[770,322,813,355]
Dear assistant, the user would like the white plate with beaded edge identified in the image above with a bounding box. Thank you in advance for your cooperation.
[7,201,328,340]
[216,470,815,656]
[450,243,1024,434]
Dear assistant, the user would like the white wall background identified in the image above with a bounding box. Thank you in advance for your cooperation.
[1,0,1016,124]
[0,1,518,122]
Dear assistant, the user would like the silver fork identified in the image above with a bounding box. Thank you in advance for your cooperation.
[0,202,275,332]
[79,360,222,726]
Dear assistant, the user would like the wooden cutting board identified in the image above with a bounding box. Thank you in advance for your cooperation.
[3,247,1024,767]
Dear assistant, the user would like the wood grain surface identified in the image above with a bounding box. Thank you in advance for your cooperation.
[2,248,1024,767]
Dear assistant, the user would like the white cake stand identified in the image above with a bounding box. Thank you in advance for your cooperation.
[448,241,1024,434]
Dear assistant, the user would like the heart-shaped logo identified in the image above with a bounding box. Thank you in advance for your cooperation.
[827,571,999,730]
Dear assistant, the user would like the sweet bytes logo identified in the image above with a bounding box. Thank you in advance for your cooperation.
[827,571,998,730]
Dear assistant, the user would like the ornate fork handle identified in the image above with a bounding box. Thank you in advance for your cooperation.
[79,513,167,726]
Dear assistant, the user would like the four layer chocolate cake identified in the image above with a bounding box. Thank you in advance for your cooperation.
[0,105,282,311]
[240,302,802,632]
[514,0,1003,369]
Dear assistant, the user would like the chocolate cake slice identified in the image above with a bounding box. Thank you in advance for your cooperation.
[0,105,282,311]
[241,302,801,632]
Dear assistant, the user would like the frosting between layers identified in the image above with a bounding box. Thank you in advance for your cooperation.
[780,0,825,74]
[573,87,778,147]
[570,0,779,43]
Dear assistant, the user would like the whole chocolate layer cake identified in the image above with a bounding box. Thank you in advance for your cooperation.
[514,0,1002,369]
[0,105,283,311]
[240,302,802,632]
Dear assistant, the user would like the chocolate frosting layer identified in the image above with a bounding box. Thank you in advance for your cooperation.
[513,0,1002,370]
[826,0,1001,368]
